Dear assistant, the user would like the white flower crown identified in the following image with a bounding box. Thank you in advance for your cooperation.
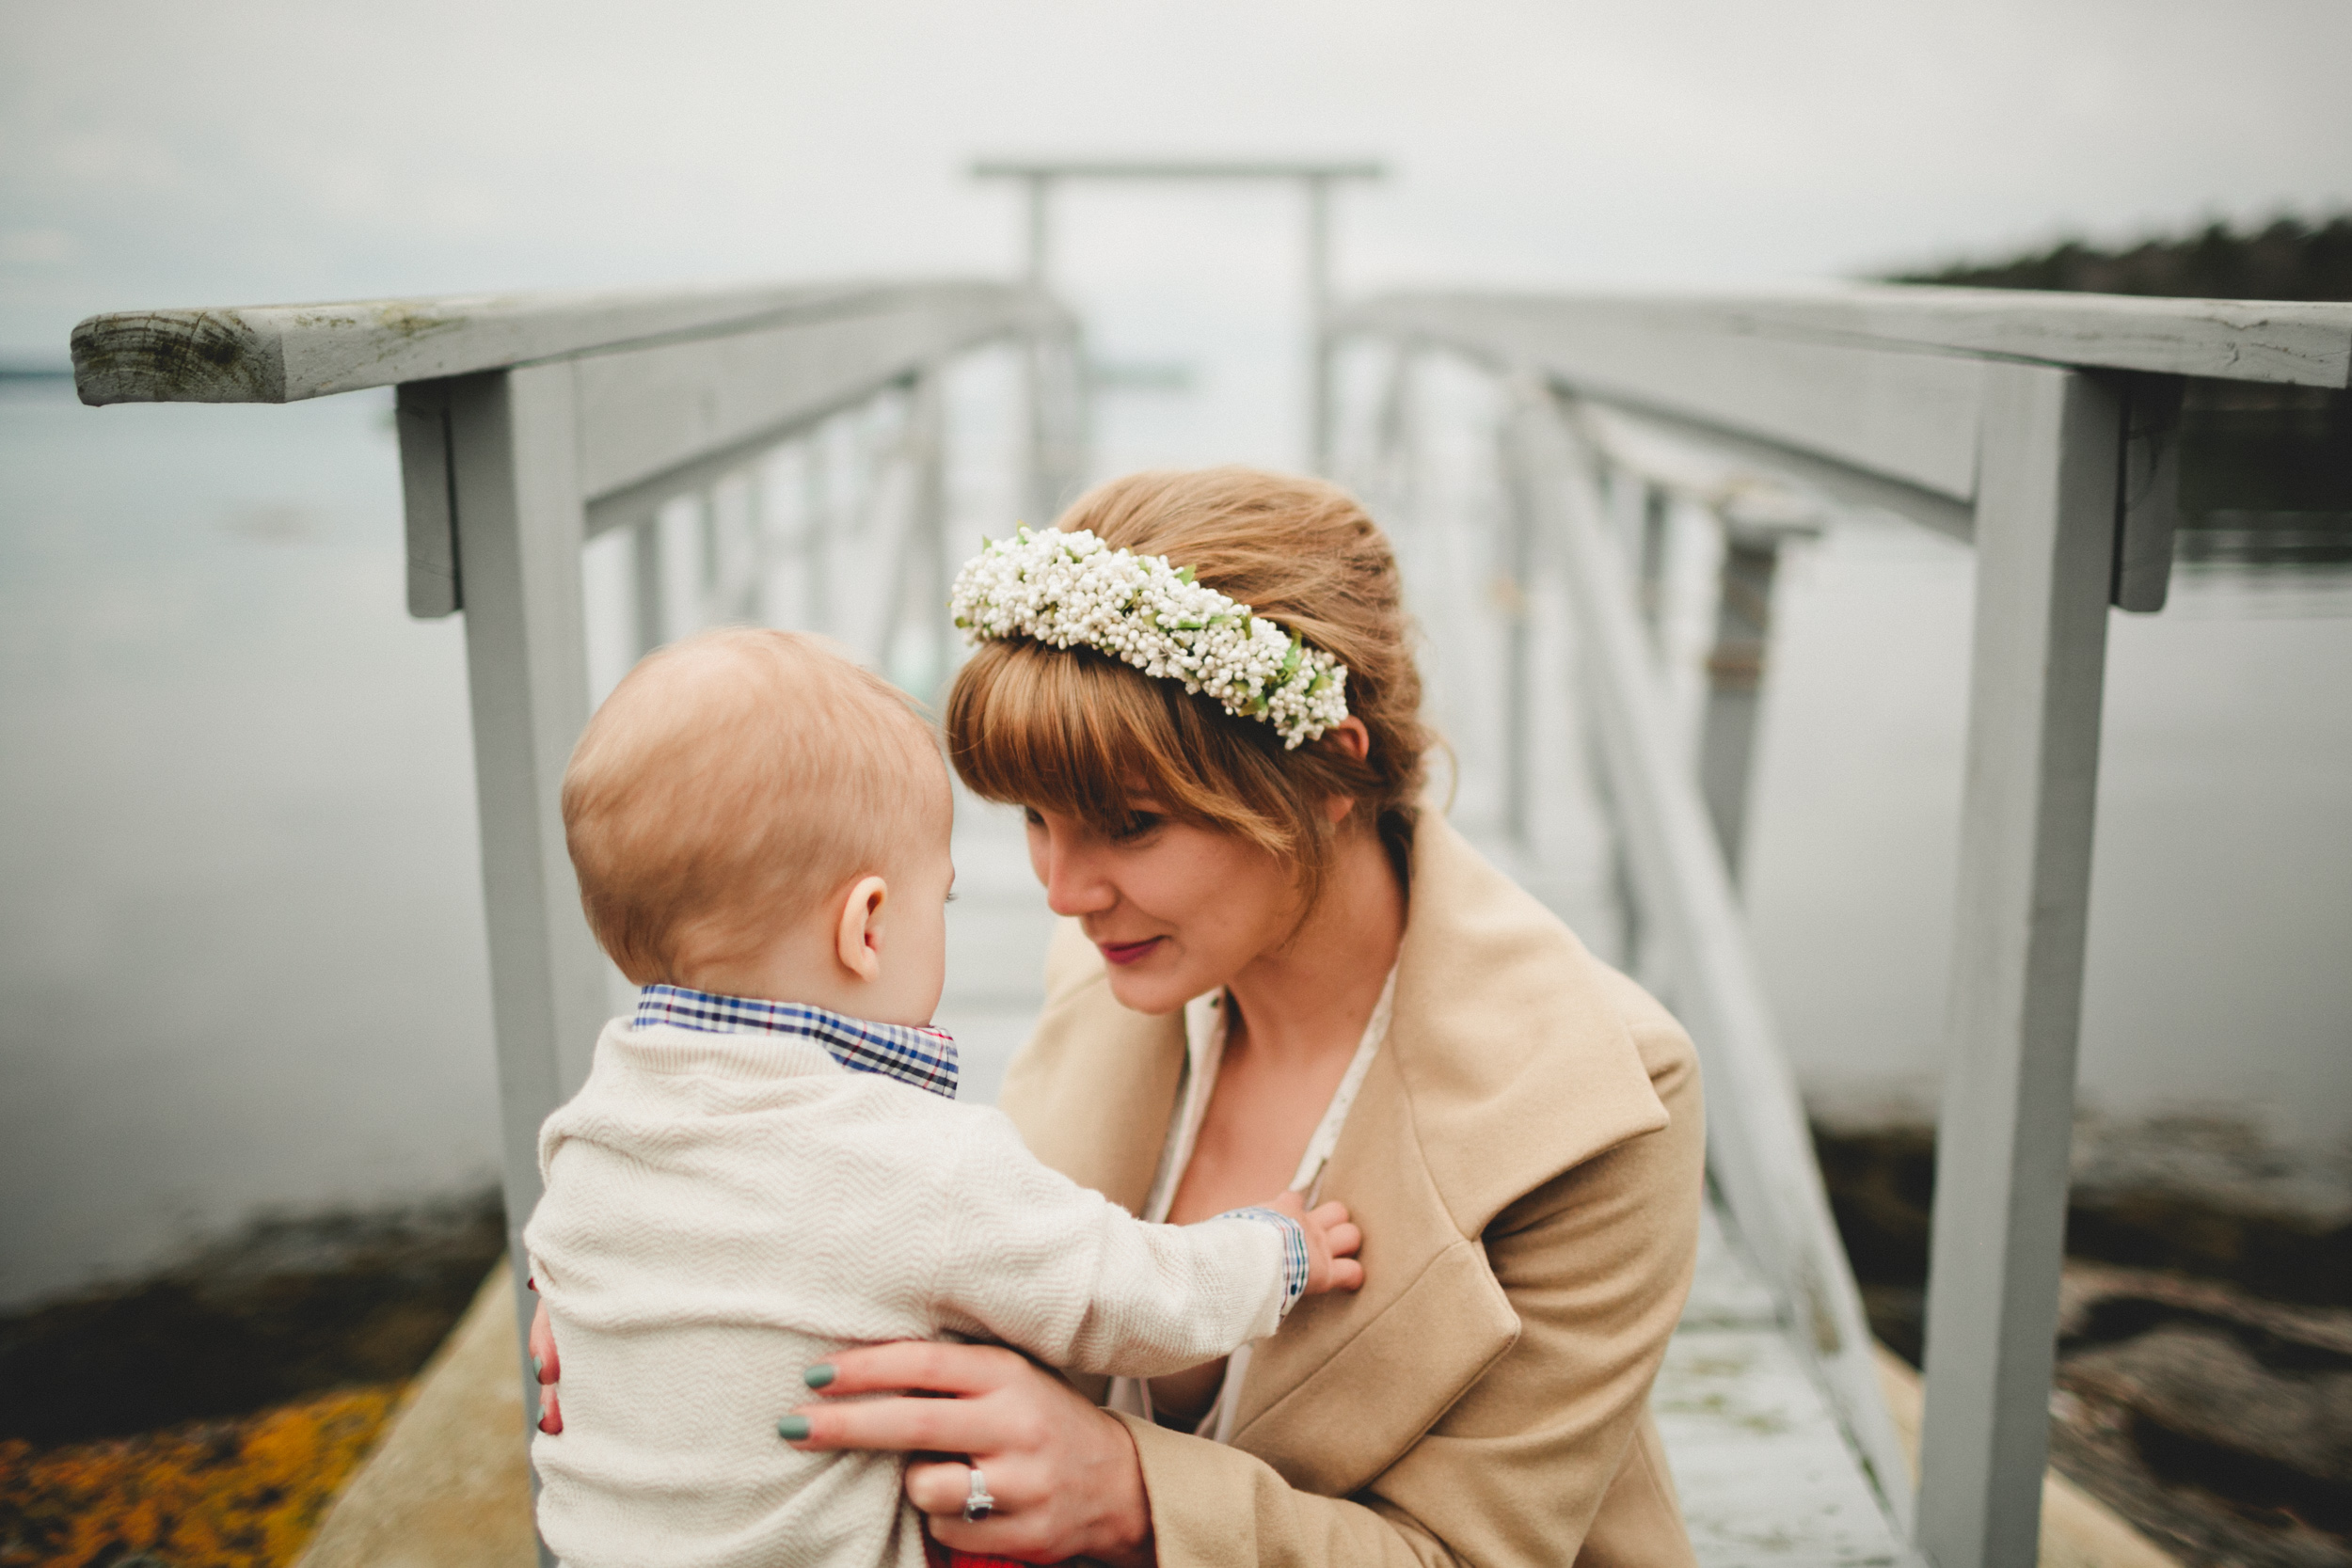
[949,526,1350,749]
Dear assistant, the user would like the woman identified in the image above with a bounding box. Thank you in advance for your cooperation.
[537,468,1705,1565]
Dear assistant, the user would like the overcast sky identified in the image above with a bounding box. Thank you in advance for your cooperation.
[5,0,2348,358]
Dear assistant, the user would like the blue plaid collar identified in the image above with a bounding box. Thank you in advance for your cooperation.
[631,985,959,1100]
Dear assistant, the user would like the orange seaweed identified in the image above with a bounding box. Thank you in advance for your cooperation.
[0,1384,401,1568]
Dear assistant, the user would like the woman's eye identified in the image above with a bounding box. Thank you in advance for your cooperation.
[1110,813,1163,843]
[1022,808,1045,828]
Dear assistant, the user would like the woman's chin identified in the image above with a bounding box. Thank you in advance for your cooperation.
[1102,965,1198,1018]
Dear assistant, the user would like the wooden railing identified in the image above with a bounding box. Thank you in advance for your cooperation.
[74,274,2352,1568]
[73,281,1084,1503]
[1327,284,2352,1567]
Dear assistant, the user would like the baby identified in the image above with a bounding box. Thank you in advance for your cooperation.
[523,627,1360,1568]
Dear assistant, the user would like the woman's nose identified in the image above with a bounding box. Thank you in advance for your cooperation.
[1035,834,1115,918]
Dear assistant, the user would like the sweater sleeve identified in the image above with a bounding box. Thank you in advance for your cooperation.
[926,1113,1295,1377]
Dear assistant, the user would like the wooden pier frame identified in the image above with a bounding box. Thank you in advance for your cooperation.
[72,275,2352,1568]
[1336,283,2352,1566]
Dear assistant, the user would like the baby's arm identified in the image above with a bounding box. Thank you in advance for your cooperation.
[925,1114,1362,1378]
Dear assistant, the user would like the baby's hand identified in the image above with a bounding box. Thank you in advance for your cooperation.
[1265,1190,1364,1295]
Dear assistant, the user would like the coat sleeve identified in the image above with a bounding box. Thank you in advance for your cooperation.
[1119,1017,1706,1568]
[925,1115,1294,1378]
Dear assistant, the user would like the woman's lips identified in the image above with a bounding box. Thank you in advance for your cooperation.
[1097,937,1165,967]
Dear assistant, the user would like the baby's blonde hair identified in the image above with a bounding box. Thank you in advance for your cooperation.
[563,627,946,985]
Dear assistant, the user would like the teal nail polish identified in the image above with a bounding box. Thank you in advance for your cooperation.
[776,1416,811,1441]
[803,1364,835,1389]
[532,1354,545,1380]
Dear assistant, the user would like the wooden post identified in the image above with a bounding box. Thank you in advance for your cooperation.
[1697,525,1784,882]
[803,431,832,636]
[1372,341,1420,519]
[1636,483,1671,645]
[1306,174,1334,475]
[630,518,663,658]
[1022,174,1053,288]
[1915,364,2122,1568]
[1501,449,1534,847]
[442,364,610,1497]
[910,370,950,695]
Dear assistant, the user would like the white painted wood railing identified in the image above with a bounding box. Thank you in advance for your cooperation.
[72,282,1084,1535]
[1327,284,2352,1568]
[74,274,2352,1568]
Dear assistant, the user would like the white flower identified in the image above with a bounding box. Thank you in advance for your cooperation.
[950,527,1350,749]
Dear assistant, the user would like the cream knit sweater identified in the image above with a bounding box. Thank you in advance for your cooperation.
[523,1019,1294,1568]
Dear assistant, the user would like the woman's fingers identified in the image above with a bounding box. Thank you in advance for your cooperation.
[783,1391,1012,1455]
[1325,1258,1366,1292]
[1324,1221,1362,1259]
[904,1458,987,1517]
[529,1297,560,1384]
[804,1339,1028,1401]
[527,1295,564,1433]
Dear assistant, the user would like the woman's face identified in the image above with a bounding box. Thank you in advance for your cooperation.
[1023,802,1304,1016]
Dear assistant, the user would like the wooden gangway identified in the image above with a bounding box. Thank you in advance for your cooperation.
[71,274,2352,1567]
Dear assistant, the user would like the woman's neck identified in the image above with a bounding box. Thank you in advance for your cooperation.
[1224,825,1406,1069]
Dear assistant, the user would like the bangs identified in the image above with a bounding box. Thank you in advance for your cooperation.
[946,639,1310,863]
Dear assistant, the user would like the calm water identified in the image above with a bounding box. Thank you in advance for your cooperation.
[4,370,2348,1309]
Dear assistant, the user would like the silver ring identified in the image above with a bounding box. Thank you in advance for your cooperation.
[961,1465,996,1523]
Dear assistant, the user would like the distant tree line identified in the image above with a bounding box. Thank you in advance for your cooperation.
[1892,214,2352,302]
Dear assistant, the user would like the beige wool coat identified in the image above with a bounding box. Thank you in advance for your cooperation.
[997,816,1707,1567]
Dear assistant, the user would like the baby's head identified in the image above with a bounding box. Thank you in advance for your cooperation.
[562,627,953,1026]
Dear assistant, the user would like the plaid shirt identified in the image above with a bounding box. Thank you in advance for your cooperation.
[632,984,959,1100]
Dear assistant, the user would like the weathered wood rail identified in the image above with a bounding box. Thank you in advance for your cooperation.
[71,276,2352,1568]
[1328,283,2352,1566]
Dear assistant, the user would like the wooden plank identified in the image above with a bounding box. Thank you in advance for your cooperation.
[69,279,1063,405]
[1340,285,2352,391]
[1500,382,1915,1536]
[441,365,610,1491]
[1663,1205,1914,1567]
[1915,366,2122,1568]
[574,292,1043,535]
[1362,295,1991,504]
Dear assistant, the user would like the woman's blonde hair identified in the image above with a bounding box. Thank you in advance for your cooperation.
[946,467,1428,905]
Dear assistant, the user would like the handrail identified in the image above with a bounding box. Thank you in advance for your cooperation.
[70,278,1068,406]
[1327,280,2352,1567]
[1341,284,2352,392]
[67,280,1082,1557]
[1500,380,1917,1534]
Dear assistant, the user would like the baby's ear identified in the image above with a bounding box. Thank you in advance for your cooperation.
[834,876,888,980]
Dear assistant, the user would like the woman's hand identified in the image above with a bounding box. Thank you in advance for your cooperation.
[528,1293,563,1434]
[787,1341,1154,1567]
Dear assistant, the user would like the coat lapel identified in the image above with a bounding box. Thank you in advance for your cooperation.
[1231,817,1674,1494]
